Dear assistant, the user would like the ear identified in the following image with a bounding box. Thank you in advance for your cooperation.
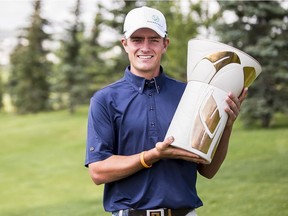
[121,38,128,53]
[162,38,170,54]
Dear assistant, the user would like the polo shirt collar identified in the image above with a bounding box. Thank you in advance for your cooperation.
[124,66,166,94]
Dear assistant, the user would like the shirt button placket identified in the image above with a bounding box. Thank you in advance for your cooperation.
[147,90,157,137]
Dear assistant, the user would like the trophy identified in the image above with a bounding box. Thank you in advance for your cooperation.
[165,39,262,164]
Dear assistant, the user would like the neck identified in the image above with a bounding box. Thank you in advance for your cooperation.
[130,66,161,80]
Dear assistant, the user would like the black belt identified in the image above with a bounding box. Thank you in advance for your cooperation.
[127,208,193,216]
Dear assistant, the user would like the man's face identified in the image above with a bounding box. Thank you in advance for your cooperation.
[122,28,169,78]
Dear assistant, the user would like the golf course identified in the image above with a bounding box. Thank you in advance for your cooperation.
[0,106,287,216]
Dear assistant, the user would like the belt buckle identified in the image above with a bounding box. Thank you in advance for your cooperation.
[146,209,164,216]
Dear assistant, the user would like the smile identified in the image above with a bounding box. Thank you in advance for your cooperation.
[138,55,153,59]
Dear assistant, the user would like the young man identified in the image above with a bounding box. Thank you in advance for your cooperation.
[85,6,247,216]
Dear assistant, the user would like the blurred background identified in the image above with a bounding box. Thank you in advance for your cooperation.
[0,0,287,216]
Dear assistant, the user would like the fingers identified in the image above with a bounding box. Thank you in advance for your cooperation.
[239,87,248,104]
[225,88,248,126]
[155,136,174,151]
[225,93,239,119]
[181,154,208,164]
[166,136,174,145]
[155,137,207,164]
[226,88,248,108]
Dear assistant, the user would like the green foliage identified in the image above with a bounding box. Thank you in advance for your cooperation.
[80,2,127,95]
[87,0,136,86]
[147,1,199,81]
[5,0,288,129]
[8,0,51,114]
[53,0,88,114]
[87,1,200,83]
[95,0,211,83]
[0,109,287,215]
[214,0,288,127]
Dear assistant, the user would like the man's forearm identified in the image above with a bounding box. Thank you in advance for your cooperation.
[197,125,233,179]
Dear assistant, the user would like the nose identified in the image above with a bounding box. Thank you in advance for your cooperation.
[140,39,150,52]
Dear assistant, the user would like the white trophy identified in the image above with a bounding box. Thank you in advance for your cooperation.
[165,39,262,164]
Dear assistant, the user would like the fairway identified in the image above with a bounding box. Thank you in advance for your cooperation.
[0,107,287,216]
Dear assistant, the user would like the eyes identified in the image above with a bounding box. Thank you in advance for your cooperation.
[130,37,161,44]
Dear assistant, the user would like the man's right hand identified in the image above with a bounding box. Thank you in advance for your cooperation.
[153,136,207,164]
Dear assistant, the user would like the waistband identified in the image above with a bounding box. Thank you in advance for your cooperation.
[112,208,195,216]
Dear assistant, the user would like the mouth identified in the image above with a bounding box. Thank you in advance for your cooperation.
[137,55,153,59]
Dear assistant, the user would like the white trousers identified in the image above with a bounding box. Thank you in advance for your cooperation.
[186,209,197,216]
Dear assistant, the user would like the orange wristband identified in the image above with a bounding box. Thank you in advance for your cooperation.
[140,151,152,168]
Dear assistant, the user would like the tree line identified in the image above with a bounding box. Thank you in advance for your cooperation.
[1,0,287,128]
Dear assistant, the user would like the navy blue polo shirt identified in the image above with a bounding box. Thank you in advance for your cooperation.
[85,66,203,212]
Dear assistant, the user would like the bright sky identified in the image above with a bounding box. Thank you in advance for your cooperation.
[0,0,99,31]
[0,0,101,65]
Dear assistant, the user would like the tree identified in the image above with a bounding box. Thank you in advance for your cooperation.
[79,0,215,98]
[147,1,196,81]
[98,0,136,81]
[160,0,219,81]
[79,0,140,96]
[9,0,51,114]
[214,0,288,127]
[80,2,124,96]
[99,0,200,82]
[55,0,87,114]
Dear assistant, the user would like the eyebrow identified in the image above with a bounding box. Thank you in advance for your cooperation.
[130,36,162,40]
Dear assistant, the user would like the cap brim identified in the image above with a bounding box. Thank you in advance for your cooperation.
[124,24,166,38]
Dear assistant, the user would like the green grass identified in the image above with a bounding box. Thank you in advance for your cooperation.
[197,119,288,215]
[0,107,109,216]
[0,107,287,216]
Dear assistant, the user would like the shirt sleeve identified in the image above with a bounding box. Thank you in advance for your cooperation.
[85,91,115,167]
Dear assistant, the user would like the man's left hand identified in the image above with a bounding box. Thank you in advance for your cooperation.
[225,87,248,127]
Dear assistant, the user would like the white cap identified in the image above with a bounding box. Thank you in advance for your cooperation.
[123,6,167,38]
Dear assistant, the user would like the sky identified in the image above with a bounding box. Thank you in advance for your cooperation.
[0,0,99,31]
[0,0,101,65]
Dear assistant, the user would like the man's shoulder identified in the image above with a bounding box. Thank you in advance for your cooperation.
[166,76,185,84]
[91,77,133,105]
[93,77,126,95]
[164,75,186,89]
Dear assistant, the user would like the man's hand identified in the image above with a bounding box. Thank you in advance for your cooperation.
[225,87,248,127]
[154,136,207,164]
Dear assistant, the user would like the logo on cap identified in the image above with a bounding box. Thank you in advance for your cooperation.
[152,15,159,23]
